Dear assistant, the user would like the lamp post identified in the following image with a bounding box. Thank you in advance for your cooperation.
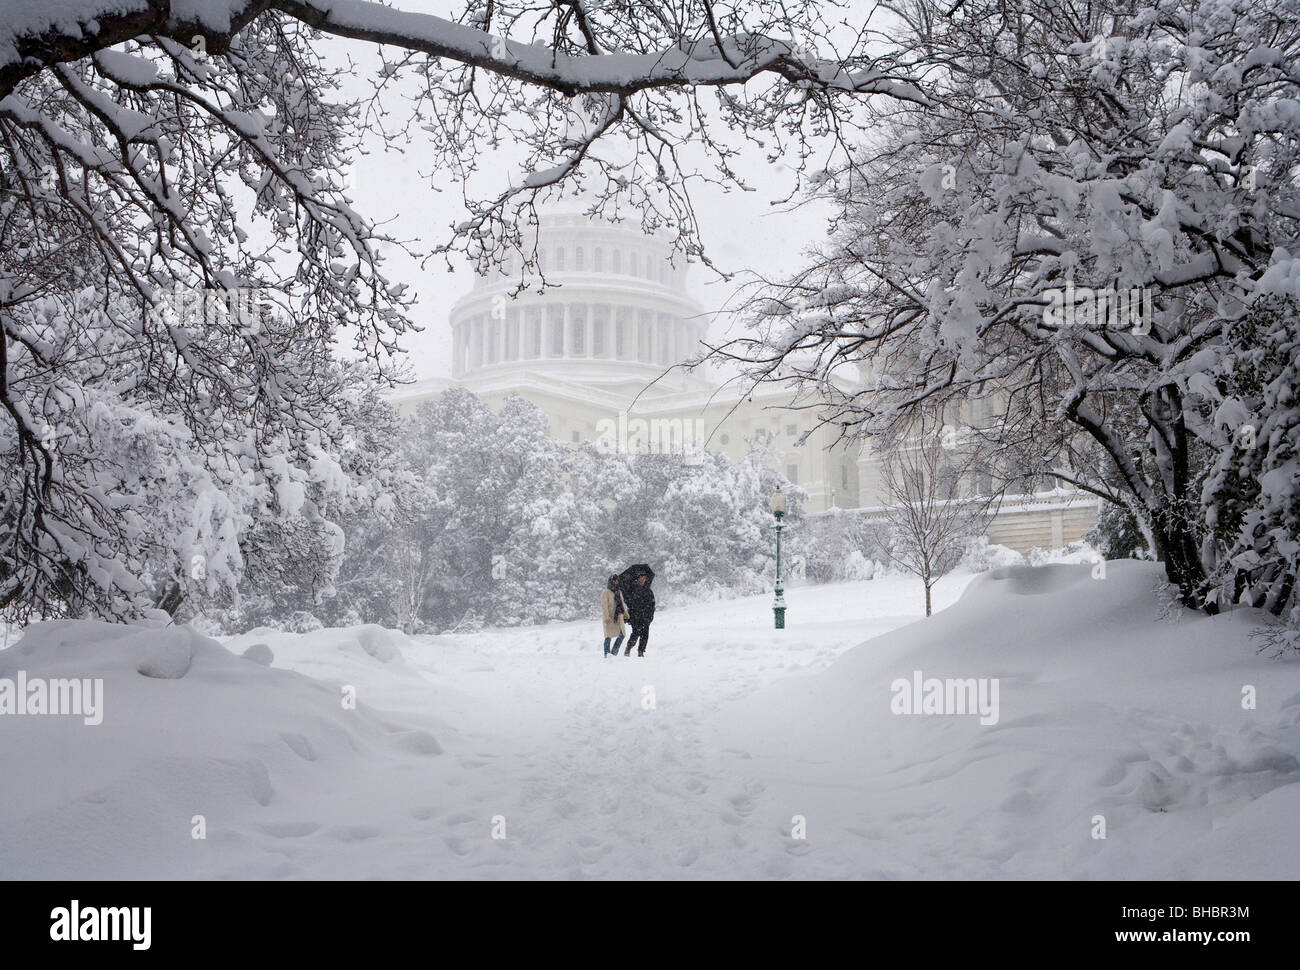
[770,486,787,629]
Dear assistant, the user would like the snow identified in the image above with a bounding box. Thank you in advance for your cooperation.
[1,563,1297,879]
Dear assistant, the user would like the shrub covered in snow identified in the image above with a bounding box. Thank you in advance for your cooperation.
[1026,540,1102,567]
[790,508,892,583]
[1087,502,1150,561]
[960,537,1025,572]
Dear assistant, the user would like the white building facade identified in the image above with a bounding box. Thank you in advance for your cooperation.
[391,211,1096,552]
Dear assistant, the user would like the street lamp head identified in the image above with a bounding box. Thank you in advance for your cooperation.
[769,485,787,520]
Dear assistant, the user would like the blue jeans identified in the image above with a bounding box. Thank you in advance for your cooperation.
[603,635,624,656]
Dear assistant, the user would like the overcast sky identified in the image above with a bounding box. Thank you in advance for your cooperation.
[326,1,839,382]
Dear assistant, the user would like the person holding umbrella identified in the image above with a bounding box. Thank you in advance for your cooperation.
[618,563,656,657]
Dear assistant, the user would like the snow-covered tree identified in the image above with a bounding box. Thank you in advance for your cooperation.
[1201,296,1300,623]
[702,0,1300,616]
[345,387,807,630]
[1,0,929,622]
[793,508,890,583]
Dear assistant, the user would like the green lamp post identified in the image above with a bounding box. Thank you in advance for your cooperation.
[770,486,787,629]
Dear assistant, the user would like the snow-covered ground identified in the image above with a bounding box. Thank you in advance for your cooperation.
[2,563,1298,879]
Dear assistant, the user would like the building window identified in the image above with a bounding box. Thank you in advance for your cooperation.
[638,311,651,362]
[630,251,638,277]
[786,464,799,484]
[720,433,730,445]
[549,313,564,356]
[612,249,621,274]
[575,247,584,271]
[594,247,603,272]
[571,430,581,443]
[841,462,851,490]
[571,305,586,355]
[785,423,797,437]
[556,247,566,271]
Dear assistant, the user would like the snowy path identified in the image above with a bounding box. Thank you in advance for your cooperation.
[352,576,961,879]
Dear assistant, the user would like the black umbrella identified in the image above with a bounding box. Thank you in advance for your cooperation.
[619,563,655,586]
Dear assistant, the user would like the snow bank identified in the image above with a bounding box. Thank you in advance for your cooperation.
[224,623,417,672]
[713,561,1300,878]
[0,620,443,879]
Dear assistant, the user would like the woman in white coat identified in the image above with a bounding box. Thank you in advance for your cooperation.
[600,574,630,658]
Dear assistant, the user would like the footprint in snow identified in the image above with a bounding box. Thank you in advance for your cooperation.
[443,834,472,856]
[999,789,1034,814]
[280,732,317,762]
[729,793,755,816]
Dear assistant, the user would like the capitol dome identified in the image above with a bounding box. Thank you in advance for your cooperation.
[448,211,708,391]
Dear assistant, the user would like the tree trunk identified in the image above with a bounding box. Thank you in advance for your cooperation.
[155,579,184,618]
[1149,506,1217,615]
[924,580,932,617]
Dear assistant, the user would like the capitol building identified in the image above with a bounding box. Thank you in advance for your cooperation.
[390,210,1096,552]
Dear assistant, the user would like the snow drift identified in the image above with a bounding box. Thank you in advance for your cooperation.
[713,561,1300,878]
[0,621,442,879]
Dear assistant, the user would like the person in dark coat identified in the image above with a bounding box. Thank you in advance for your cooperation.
[619,564,656,657]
